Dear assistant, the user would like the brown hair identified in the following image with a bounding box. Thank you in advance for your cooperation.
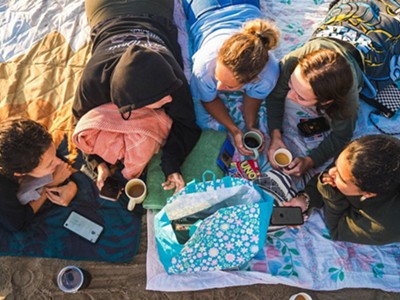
[298,49,354,119]
[218,19,280,84]
[0,118,52,178]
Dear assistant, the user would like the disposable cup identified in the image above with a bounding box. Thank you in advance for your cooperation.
[57,266,90,293]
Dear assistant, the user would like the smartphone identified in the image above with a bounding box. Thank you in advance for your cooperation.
[99,177,123,201]
[297,117,330,137]
[63,211,104,243]
[270,207,304,226]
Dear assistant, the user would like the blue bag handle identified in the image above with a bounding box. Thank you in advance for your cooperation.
[202,170,216,184]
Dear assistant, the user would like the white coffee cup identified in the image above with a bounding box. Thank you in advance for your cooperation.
[289,292,313,300]
[243,130,263,160]
[125,178,147,211]
[273,148,293,168]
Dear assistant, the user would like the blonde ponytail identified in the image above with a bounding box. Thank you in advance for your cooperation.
[218,19,280,84]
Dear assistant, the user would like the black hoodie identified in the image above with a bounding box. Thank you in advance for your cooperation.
[73,15,201,177]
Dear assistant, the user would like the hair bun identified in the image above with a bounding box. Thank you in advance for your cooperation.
[256,33,270,45]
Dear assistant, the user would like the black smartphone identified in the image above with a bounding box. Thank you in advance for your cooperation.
[297,117,330,137]
[270,207,304,226]
[99,177,123,201]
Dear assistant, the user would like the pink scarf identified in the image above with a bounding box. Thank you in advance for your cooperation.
[73,103,172,179]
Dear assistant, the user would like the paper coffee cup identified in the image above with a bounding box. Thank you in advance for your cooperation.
[125,178,147,211]
[57,266,90,293]
[273,148,293,168]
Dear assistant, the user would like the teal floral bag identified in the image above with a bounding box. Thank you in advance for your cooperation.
[154,171,274,274]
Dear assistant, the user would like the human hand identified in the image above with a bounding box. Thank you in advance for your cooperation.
[46,181,77,206]
[162,172,185,194]
[49,159,72,187]
[323,169,336,187]
[281,196,309,227]
[247,127,266,153]
[267,132,287,169]
[233,130,254,157]
[283,156,314,177]
[96,162,111,191]
[283,195,308,213]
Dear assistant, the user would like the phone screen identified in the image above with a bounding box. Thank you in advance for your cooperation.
[99,177,123,201]
[297,117,330,137]
[270,207,304,226]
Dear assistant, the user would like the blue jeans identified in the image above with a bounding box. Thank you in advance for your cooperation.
[182,0,260,27]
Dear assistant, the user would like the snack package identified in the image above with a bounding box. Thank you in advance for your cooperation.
[216,139,235,173]
[228,159,261,180]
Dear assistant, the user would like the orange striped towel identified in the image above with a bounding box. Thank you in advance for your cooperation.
[72,103,172,179]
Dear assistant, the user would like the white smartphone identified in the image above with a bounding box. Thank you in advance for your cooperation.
[63,211,104,243]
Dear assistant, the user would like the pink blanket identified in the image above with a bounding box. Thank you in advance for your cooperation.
[73,103,172,179]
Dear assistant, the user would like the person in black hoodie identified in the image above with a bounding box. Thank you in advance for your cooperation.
[73,0,201,193]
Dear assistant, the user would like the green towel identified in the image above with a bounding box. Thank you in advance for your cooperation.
[144,130,227,210]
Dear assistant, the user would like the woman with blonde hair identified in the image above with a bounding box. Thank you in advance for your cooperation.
[183,0,280,156]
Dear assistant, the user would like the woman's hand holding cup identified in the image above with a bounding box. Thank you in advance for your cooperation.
[242,130,264,160]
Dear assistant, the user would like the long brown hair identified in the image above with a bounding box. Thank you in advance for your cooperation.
[298,49,354,119]
[218,19,280,84]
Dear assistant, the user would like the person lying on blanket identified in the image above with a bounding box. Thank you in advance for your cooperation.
[182,0,280,156]
[72,0,201,194]
[0,118,79,232]
[286,134,400,245]
[267,0,400,178]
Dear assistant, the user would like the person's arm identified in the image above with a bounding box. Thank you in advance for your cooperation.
[201,98,253,157]
[28,189,48,213]
[243,94,262,130]
[316,178,350,236]
[308,115,357,168]
[0,178,36,232]
[266,56,298,168]
[46,181,78,207]
[160,59,201,178]
[315,176,387,244]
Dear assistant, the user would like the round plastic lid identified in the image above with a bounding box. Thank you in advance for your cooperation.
[57,266,84,293]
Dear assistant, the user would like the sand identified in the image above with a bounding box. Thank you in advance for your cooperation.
[0,214,398,300]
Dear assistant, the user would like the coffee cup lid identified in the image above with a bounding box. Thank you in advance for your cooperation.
[57,266,84,293]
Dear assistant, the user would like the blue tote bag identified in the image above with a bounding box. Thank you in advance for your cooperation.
[154,171,274,274]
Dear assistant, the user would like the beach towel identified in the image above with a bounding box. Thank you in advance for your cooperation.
[147,209,400,292]
[0,141,142,262]
[144,130,227,210]
[73,103,172,179]
[145,0,400,293]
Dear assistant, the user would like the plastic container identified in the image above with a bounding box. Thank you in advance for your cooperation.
[57,266,90,293]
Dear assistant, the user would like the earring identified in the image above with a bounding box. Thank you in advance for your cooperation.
[360,195,367,201]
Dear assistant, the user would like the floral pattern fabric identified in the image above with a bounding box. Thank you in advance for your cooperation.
[169,203,262,274]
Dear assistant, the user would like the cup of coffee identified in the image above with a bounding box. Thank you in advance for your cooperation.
[243,130,263,160]
[57,266,91,293]
[289,292,313,300]
[273,148,293,168]
[125,178,147,211]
